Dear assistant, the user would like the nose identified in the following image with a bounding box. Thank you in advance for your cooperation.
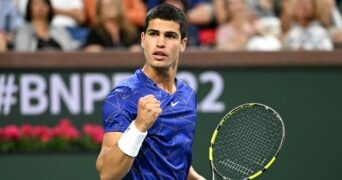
[156,35,165,48]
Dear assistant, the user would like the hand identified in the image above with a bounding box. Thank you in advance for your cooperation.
[187,166,206,180]
[135,95,162,132]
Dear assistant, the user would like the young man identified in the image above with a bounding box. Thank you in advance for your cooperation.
[96,3,204,180]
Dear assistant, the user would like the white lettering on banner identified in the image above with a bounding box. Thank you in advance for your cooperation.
[50,74,80,114]
[177,71,225,113]
[20,74,48,115]
[83,74,111,114]
[0,71,226,116]
[0,74,18,115]
[177,72,198,91]
[112,73,133,88]
[198,71,225,112]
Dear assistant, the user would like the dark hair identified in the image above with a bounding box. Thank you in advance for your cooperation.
[25,0,54,23]
[143,3,188,40]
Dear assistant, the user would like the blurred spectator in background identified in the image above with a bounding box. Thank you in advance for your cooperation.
[246,0,282,51]
[0,0,24,52]
[123,0,147,29]
[144,0,214,47]
[0,33,8,52]
[84,0,98,27]
[13,0,77,52]
[246,0,276,18]
[215,0,257,51]
[315,0,342,49]
[246,16,282,51]
[83,0,140,52]
[13,0,86,47]
[50,0,87,46]
[164,0,200,46]
[282,0,333,50]
[84,0,147,30]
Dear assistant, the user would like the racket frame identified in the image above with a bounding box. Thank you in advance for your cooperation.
[209,103,285,180]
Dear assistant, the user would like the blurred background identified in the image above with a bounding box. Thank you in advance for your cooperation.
[1,0,342,179]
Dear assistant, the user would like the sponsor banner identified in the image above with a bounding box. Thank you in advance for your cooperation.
[0,71,226,118]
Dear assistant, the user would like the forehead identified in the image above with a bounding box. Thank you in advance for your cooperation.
[147,18,180,35]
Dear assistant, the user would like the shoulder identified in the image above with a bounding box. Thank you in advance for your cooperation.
[104,72,142,104]
[16,23,34,33]
[177,79,196,96]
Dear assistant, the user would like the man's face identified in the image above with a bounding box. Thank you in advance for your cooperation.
[141,18,187,71]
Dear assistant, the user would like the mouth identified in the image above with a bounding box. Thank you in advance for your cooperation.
[152,51,167,61]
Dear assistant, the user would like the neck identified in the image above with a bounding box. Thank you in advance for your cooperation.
[32,20,49,39]
[142,66,177,94]
[32,19,48,28]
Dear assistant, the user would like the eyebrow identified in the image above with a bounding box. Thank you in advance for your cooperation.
[147,29,179,37]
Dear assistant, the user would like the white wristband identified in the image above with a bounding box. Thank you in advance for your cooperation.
[118,120,147,157]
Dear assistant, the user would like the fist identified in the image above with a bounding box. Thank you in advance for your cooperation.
[135,95,162,132]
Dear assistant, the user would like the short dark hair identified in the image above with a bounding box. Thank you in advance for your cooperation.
[25,0,54,23]
[143,3,188,40]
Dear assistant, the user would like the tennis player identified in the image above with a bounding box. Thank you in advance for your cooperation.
[96,3,204,180]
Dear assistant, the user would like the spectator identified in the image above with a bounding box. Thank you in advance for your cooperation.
[282,0,333,50]
[123,0,147,28]
[215,0,257,51]
[13,0,87,46]
[13,0,77,52]
[245,0,276,18]
[84,0,147,29]
[144,0,214,47]
[0,0,24,50]
[315,0,342,49]
[0,33,8,52]
[50,0,88,45]
[83,0,140,52]
[83,0,98,27]
[164,0,200,46]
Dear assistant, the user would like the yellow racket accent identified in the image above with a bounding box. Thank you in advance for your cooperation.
[209,147,213,161]
[211,130,218,144]
[265,157,276,169]
[249,170,262,179]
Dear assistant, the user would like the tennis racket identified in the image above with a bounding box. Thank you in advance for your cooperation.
[209,103,285,180]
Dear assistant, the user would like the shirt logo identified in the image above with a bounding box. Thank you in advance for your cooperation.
[171,101,179,107]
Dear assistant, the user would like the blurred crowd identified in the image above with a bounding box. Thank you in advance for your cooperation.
[1,0,342,53]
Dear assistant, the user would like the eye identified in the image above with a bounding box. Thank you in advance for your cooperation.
[148,32,158,36]
[165,33,178,39]
[165,34,177,39]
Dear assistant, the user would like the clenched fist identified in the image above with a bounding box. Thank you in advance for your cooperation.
[135,95,162,132]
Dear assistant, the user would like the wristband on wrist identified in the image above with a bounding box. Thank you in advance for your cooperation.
[118,120,147,157]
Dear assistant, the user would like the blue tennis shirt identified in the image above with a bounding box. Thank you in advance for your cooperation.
[102,69,197,179]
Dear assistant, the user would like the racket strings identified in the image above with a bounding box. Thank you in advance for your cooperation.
[213,106,283,179]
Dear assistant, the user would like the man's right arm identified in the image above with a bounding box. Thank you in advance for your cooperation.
[96,132,134,180]
[96,94,162,179]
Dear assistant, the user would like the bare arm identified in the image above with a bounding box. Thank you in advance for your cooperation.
[96,95,162,179]
[188,3,213,25]
[213,0,227,24]
[187,166,206,180]
[96,132,134,180]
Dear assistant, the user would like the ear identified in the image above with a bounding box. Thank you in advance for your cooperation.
[180,37,187,52]
[141,32,145,48]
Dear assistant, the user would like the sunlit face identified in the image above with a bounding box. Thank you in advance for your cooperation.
[31,0,50,20]
[141,18,187,71]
